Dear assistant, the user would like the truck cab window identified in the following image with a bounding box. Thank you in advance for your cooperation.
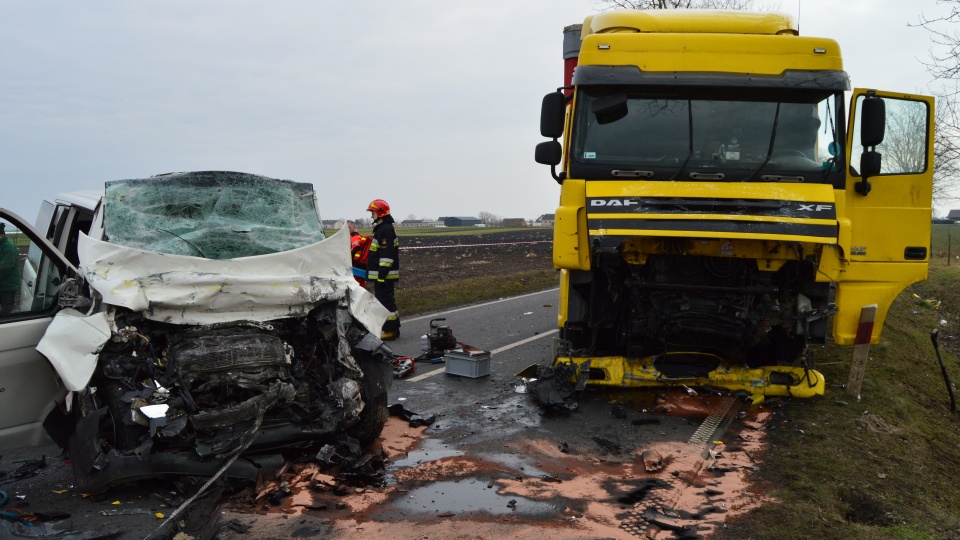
[571,87,841,183]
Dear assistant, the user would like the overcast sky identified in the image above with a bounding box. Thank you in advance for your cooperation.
[0,0,953,223]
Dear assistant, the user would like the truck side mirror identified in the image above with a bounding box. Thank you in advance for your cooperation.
[860,97,886,147]
[540,92,566,139]
[856,96,886,196]
[535,141,562,166]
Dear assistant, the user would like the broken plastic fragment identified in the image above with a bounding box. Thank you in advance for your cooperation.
[642,449,664,472]
[139,404,169,419]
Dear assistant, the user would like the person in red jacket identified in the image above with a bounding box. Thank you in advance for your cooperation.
[347,220,371,287]
[366,199,400,341]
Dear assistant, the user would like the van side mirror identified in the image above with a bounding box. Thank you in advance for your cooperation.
[540,92,565,138]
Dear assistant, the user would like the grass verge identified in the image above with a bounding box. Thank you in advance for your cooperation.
[717,228,960,540]
[397,268,558,316]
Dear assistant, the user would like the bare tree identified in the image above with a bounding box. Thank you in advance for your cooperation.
[915,3,960,205]
[594,0,757,10]
[933,90,960,202]
[879,102,928,175]
[916,3,960,83]
[478,211,502,227]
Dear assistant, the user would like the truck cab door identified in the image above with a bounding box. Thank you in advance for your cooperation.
[0,209,76,450]
[843,89,934,263]
[832,90,934,345]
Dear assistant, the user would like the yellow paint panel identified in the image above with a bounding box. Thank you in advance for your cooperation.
[580,33,842,75]
[586,10,797,36]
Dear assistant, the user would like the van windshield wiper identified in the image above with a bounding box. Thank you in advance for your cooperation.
[742,102,781,182]
[670,99,695,180]
[157,228,208,258]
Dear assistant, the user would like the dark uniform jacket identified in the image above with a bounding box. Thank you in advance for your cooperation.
[0,236,20,293]
[366,214,399,283]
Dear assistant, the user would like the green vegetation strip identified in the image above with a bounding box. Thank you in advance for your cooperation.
[397,268,558,316]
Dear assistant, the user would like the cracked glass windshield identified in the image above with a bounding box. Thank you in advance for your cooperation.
[571,87,841,182]
[103,171,326,259]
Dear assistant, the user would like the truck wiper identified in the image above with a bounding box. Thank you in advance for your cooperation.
[741,102,781,182]
[670,99,695,180]
[157,228,208,258]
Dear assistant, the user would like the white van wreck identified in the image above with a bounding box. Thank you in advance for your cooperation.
[0,171,394,492]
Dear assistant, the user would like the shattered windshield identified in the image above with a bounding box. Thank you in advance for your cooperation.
[103,171,325,259]
[570,86,842,183]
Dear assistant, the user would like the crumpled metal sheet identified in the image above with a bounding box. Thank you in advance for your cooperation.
[75,226,388,331]
[526,361,590,411]
[34,308,111,392]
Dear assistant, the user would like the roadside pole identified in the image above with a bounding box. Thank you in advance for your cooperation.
[846,304,877,401]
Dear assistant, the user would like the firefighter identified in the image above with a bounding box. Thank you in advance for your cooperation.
[0,223,20,315]
[366,199,401,341]
[347,220,371,287]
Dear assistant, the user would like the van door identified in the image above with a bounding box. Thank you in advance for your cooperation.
[0,209,76,449]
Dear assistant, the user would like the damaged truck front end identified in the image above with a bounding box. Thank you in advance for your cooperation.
[38,172,393,492]
[537,12,935,397]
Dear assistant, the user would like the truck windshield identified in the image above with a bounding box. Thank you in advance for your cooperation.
[570,87,842,183]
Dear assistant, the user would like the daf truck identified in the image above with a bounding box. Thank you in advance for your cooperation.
[535,10,935,397]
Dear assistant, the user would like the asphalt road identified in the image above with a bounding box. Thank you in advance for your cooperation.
[0,288,759,540]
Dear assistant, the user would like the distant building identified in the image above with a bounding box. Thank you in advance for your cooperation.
[946,210,960,222]
[502,218,527,227]
[324,219,346,230]
[399,219,443,228]
[534,214,555,227]
[443,216,482,227]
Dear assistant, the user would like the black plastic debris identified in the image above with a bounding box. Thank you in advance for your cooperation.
[0,456,46,486]
[408,415,436,428]
[313,434,386,487]
[388,404,436,428]
[0,519,120,540]
[525,361,589,411]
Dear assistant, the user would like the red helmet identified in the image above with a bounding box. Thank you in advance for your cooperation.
[367,199,390,218]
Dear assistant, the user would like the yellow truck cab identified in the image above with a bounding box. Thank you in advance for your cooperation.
[535,10,935,397]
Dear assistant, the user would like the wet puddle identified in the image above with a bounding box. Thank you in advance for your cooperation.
[483,452,549,478]
[388,438,463,469]
[391,477,560,516]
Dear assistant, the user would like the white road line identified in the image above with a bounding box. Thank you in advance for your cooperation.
[404,288,559,324]
[405,328,559,382]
